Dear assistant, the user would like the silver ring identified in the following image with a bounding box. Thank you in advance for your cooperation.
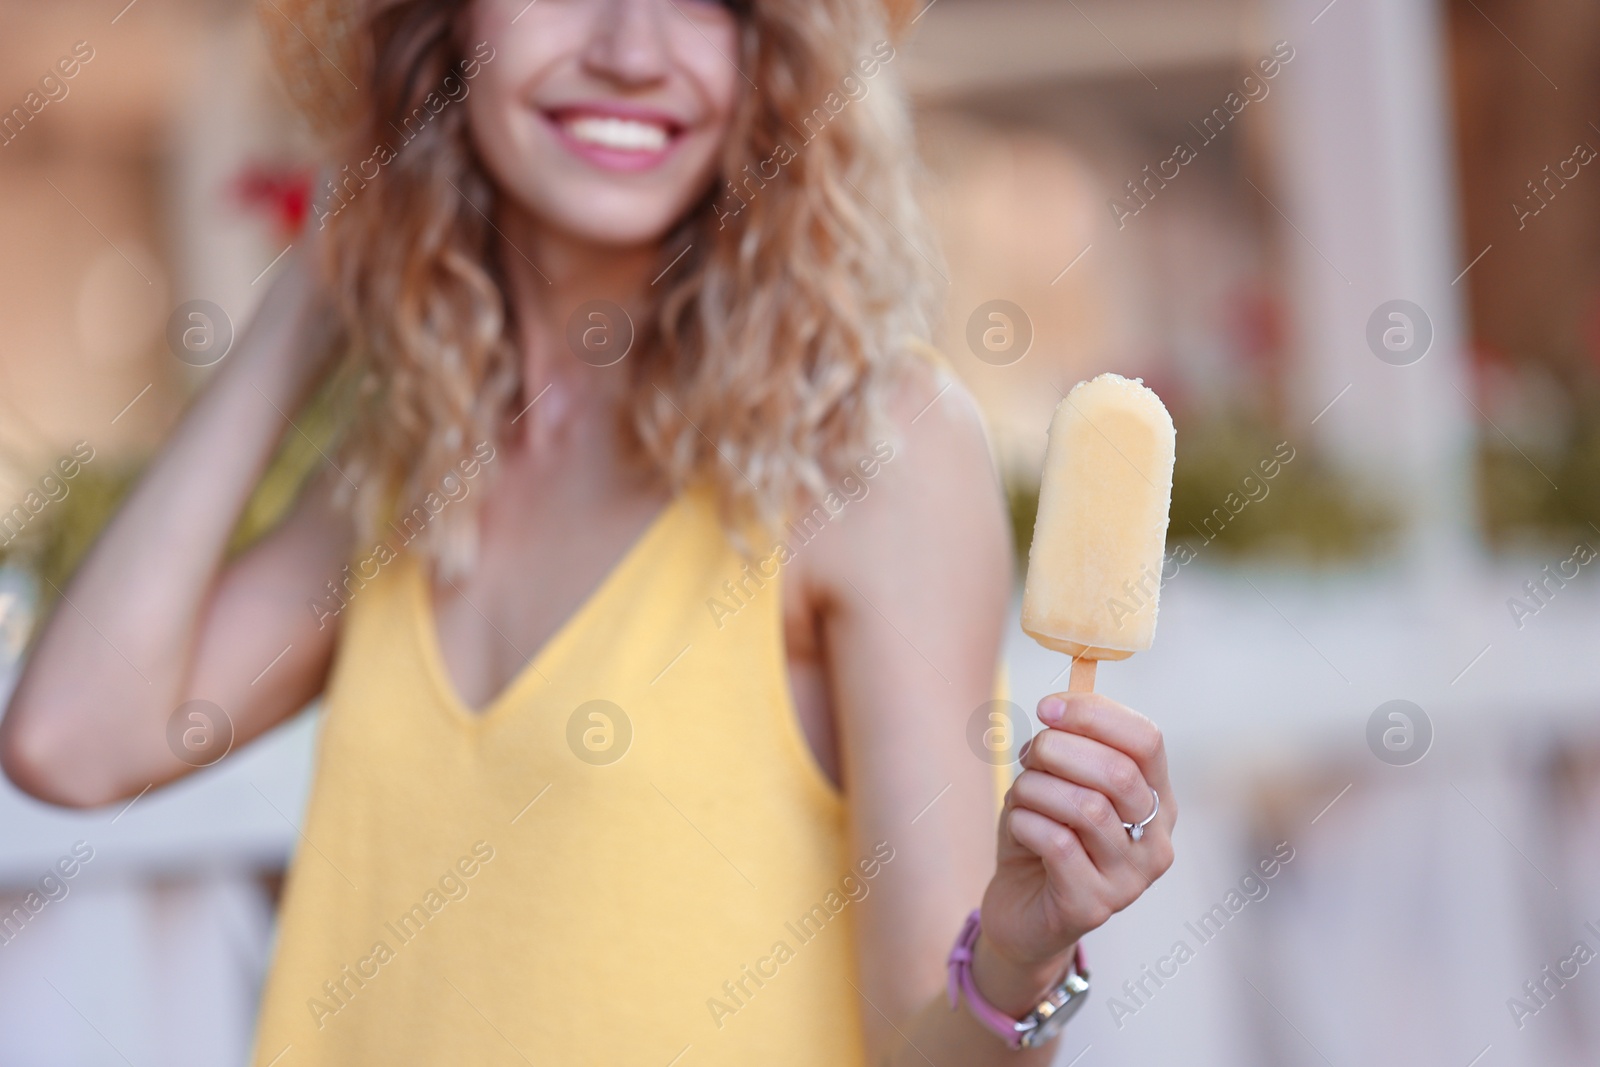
[1123,788,1159,842]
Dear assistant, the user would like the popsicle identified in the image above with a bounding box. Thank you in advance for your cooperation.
[1022,374,1176,692]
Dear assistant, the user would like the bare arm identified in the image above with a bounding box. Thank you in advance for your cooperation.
[815,363,1176,1065]
[0,252,355,808]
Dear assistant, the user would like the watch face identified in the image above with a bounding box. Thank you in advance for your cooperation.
[1021,986,1089,1048]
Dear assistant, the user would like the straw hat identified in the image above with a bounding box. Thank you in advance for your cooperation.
[258,0,922,138]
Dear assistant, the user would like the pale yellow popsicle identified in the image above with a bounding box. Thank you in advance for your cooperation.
[1022,374,1176,679]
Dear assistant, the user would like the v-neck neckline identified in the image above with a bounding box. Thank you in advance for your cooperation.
[407,491,686,730]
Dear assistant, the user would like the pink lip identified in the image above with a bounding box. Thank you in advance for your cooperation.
[541,102,687,173]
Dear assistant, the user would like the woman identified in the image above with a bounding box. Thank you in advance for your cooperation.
[0,0,1176,1062]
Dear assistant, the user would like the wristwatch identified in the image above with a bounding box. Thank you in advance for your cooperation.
[946,909,1090,1050]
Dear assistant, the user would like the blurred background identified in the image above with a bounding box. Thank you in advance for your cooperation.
[2,0,1600,1063]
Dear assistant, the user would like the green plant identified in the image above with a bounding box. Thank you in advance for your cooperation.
[1477,386,1600,550]
[1,367,352,610]
[1166,415,1396,562]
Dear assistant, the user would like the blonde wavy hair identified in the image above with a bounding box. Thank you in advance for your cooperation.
[319,0,940,576]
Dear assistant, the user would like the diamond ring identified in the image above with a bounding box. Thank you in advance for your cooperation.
[1123,788,1159,842]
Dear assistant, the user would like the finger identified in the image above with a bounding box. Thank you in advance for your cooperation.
[1039,693,1173,800]
[1009,769,1146,880]
[1021,727,1155,825]
[1006,805,1107,916]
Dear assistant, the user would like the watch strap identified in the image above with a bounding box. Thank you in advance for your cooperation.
[945,909,1086,1050]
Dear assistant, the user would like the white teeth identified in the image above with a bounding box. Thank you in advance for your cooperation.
[563,115,669,152]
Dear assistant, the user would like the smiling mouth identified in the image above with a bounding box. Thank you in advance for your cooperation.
[562,114,672,151]
[544,107,685,164]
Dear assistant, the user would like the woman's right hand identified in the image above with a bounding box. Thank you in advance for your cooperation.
[0,240,358,808]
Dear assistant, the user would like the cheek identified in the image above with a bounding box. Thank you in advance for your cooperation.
[463,54,550,198]
[669,60,741,193]
[464,71,518,152]
[461,1,571,137]
[682,32,742,132]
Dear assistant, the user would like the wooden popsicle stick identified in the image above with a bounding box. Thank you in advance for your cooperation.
[1068,657,1097,693]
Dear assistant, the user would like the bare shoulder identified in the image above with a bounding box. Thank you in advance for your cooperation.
[802,346,1013,604]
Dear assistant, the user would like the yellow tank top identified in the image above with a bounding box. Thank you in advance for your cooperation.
[249,478,1009,1066]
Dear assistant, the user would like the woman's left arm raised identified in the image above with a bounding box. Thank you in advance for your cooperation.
[809,362,1176,1065]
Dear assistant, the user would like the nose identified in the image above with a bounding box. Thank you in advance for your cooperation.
[581,0,672,87]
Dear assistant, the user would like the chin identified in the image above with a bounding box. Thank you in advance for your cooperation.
[511,184,705,249]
